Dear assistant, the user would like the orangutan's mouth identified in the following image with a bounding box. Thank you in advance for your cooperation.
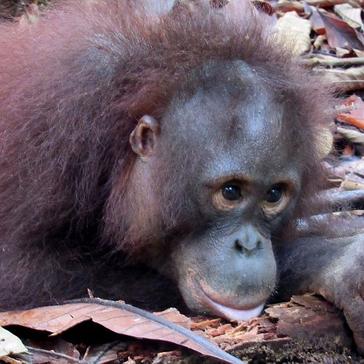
[198,284,265,321]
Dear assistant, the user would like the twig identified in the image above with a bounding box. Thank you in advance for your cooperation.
[305,57,364,67]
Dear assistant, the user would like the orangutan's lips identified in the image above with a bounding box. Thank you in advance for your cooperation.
[199,286,265,321]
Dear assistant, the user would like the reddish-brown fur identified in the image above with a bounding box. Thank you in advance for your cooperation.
[0,0,331,310]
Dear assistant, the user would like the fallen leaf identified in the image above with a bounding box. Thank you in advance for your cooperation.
[337,95,364,129]
[310,6,325,35]
[319,9,364,50]
[0,299,243,364]
[273,0,304,14]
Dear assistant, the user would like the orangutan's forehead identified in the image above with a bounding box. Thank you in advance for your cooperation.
[164,63,286,151]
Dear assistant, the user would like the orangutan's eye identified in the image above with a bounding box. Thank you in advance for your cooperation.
[221,183,242,201]
[262,183,290,218]
[212,181,244,211]
[265,184,283,203]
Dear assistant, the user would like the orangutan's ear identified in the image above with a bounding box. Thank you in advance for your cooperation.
[129,115,160,158]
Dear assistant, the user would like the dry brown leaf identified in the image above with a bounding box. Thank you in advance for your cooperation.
[273,0,304,13]
[337,94,364,129]
[310,6,325,35]
[319,9,364,50]
[0,299,243,364]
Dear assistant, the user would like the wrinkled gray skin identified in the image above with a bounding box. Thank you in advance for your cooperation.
[130,61,364,352]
